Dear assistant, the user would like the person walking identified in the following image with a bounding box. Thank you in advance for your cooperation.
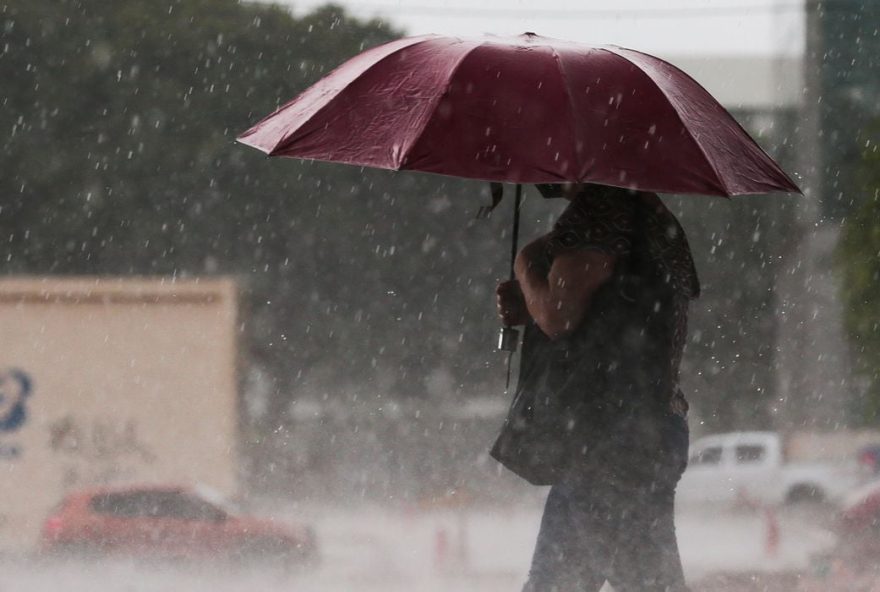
[493,183,699,592]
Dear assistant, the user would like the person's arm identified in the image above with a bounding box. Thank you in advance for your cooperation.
[514,236,616,339]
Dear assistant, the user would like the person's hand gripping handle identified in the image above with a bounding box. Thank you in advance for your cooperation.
[496,280,528,349]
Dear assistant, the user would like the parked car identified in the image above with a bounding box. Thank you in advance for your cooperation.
[40,484,318,564]
[676,431,864,506]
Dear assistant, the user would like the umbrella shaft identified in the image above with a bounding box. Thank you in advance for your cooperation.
[499,184,523,363]
[509,184,523,281]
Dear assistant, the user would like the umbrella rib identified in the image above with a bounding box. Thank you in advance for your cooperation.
[548,46,585,182]
[237,37,432,151]
[599,47,729,196]
[612,47,800,195]
[264,36,448,159]
[397,43,482,171]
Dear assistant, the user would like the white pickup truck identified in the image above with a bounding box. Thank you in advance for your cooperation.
[676,431,866,506]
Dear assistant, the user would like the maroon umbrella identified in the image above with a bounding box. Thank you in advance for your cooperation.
[237,33,799,197]
[237,33,800,367]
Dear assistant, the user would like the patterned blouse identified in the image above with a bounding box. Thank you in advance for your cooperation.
[541,186,700,417]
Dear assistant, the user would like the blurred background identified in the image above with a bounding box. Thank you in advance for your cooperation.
[1,1,879,590]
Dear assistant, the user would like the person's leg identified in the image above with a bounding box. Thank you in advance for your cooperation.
[604,483,689,592]
[522,484,607,592]
[605,414,691,592]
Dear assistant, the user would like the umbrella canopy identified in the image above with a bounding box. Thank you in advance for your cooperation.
[238,33,800,197]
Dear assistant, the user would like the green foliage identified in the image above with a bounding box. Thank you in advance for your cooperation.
[0,0,395,272]
[839,124,880,422]
[0,0,517,419]
[818,2,880,220]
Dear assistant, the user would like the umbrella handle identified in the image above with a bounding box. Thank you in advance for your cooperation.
[498,326,520,352]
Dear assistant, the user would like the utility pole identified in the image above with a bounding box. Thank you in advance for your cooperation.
[799,0,823,220]
[773,0,854,430]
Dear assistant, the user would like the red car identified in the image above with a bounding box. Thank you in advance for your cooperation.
[40,485,317,564]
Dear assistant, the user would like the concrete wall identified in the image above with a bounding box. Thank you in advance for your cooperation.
[0,277,238,551]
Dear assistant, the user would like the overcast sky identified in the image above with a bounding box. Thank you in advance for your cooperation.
[273,0,805,56]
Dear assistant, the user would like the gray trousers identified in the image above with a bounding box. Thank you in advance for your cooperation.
[523,415,690,592]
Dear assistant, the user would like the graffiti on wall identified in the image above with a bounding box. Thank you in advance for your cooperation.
[48,415,156,488]
[0,369,33,459]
